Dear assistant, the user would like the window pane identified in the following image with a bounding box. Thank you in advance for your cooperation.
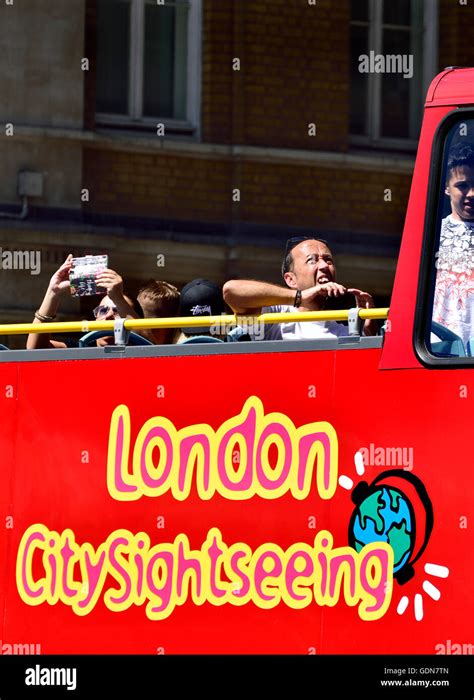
[351,0,369,22]
[350,25,369,136]
[380,29,412,139]
[172,3,188,119]
[383,0,411,26]
[430,122,474,357]
[143,3,187,120]
[96,0,130,115]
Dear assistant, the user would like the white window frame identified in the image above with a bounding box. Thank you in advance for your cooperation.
[96,0,202,137]
[350,0,438,150]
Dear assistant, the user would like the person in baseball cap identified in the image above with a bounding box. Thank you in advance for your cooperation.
[179,278,226,338]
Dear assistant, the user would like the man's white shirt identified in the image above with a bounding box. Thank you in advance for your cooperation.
[261,305,349,341]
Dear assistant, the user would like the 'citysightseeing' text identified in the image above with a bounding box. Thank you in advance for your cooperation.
[16,397,394,621]
[17,526,393,621]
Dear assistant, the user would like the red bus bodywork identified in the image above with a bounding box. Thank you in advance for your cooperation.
[0,69,472,655]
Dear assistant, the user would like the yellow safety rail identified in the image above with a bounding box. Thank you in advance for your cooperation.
[0,308,389,336]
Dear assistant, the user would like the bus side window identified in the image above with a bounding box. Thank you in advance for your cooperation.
[428,120,474,358]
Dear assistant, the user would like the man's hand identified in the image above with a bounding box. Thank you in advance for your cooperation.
[95,269,124,301]
[347,288,375,309]
[95,268,138,320]
[348,288,377,336]
[48,254,73,296]
[301,282,347,305]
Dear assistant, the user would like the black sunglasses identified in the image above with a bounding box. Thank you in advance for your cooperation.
[93,304,119,318]
[284,236,329,257]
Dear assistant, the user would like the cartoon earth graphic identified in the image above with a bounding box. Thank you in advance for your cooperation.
[349,486,414,573]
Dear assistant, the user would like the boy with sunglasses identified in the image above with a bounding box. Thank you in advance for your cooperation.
[27,254,139,349]
[223,237,377,340]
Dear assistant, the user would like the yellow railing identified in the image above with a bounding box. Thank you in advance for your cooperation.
[0,308,390,336]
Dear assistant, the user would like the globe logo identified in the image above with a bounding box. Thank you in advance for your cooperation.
[349,485,415,574]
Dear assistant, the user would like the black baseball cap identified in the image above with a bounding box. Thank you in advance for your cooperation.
[179,279,225,335]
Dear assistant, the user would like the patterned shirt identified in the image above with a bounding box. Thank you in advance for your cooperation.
[433,215,474,348]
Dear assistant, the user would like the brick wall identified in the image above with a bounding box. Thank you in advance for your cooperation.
[83,0,351,150]
[83,147,409,236]
[83,0,474,154]
[83,149,233,222]
[438,0,474,71]
[201,0,234,144]
[239,161,409,234]
[202,0,350,151]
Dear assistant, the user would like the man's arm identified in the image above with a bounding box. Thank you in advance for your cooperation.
[223,280,298,314]
[222,280,296,314]
[223,279,347,314]
[223,279,378,335]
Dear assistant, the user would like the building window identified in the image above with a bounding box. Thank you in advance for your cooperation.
[96,0,201,134]
[350,0,438,149]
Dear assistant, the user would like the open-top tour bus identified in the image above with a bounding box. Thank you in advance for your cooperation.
[0,67,473,656]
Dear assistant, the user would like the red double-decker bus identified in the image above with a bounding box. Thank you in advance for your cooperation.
[0,68,473,662]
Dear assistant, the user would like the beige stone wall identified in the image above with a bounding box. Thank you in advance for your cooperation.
[0,138,83,208]
[0,0,85,127]
[0,0,85,208]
